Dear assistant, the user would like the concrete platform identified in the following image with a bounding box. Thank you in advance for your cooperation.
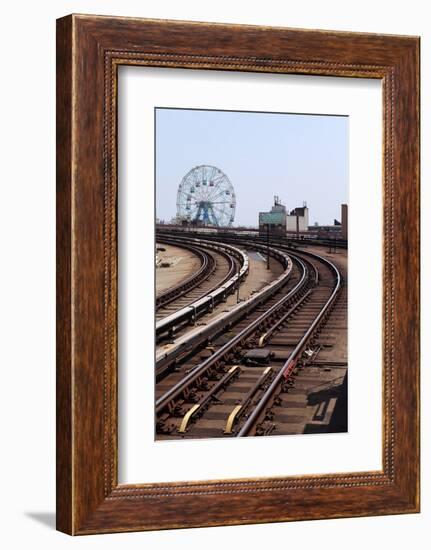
[156,243,201,295]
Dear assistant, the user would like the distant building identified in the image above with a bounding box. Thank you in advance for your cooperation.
[286,204,309,233]
[259,197,309,236]
[308,204,348,241]
[259,196,287,236]
[341,203,348,240]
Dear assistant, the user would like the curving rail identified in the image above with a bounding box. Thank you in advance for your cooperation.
[155,244,343,438]
[155,240,293,379]
[237,248,342,436]
[156,226,348,250]
[156,236,249,342]
[155,250,300,416]
[156,241,216,311]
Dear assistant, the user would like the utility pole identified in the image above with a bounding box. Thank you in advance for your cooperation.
[296,213,300,240]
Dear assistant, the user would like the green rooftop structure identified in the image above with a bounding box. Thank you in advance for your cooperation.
[259,196,287,236]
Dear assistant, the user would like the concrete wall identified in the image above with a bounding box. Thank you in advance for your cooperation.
[286,207,309,232]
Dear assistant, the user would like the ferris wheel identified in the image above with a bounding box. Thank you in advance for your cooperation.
[176,165,236,227]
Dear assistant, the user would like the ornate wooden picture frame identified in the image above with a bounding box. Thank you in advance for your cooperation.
[56,14,420,534]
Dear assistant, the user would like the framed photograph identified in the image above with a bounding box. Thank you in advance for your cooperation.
[56,14,420,534]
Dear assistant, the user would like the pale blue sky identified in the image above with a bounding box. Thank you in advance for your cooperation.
[155,108,348,226]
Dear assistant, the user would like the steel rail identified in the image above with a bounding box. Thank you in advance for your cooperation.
[155,236,249,341]
[175,243,238,304]
[155,252,307,416]
[156,240,215,310]
[155,243,295,379]
[237,248,342,437]
[156,237,239,315]
[156,227,348,250]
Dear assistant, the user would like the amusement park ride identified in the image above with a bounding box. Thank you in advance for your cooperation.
[176,165,236,227]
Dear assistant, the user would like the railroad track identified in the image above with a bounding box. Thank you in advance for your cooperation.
[156,238,237,320]
[156,226,348,250]
[156,242,216,312]
[155,238,293,376]
[237,250,342,437]
[155,235,249,342]
[155,245,344,439]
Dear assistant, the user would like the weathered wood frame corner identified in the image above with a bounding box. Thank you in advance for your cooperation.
[56,14,420,535]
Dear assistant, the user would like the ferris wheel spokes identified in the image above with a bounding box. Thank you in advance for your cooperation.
[176,165,236,227]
